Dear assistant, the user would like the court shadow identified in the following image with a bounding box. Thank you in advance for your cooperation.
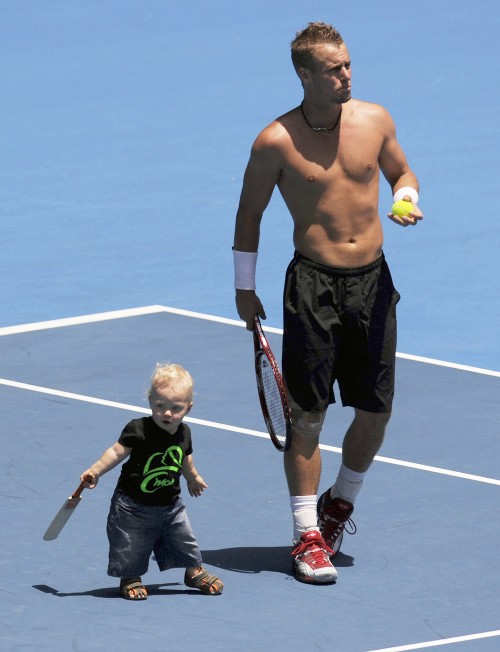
[201,546,354,575]
[32,582,191,598]
[32,549,355,597]
[33,584,120,598]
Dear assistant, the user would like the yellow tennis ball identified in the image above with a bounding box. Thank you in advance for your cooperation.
[391,199,414,217]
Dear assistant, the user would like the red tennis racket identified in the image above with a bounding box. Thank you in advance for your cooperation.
[253,315,292,451]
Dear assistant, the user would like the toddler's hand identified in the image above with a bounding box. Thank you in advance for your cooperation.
[186,475,208,497]
[80,470,98,489]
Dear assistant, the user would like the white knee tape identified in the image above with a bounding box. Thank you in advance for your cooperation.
[291,410,326,438]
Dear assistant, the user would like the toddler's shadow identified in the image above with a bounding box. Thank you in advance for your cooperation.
[32,582,191,599]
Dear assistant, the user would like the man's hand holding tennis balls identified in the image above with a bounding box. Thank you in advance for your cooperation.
[388,195,423,227]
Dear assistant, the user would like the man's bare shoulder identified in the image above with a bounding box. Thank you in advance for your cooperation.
[347,98,393,125]
[252,108,299,151]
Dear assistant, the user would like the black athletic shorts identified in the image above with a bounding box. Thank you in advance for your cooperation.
[282,251,400,414]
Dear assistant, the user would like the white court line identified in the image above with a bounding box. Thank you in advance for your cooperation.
[0,304,499,376]
[0,378,270,437]
[0,305,169,336]
[0,378,499,486]
[395,352,500,378]
[364,628,500,652]
[321,442,500,486]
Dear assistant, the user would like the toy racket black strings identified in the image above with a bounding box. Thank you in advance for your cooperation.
[252,315,292,451]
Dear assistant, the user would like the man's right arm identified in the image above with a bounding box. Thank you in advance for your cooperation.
[233,128,282,329]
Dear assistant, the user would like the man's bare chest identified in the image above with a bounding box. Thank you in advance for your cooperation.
[278,130,381,191]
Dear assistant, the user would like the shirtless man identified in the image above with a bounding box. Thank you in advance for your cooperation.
[233,22,423,584]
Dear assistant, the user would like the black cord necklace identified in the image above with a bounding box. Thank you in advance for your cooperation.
[300,102,342,132]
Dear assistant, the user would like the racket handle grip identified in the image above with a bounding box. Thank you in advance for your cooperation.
[72,473,94,498]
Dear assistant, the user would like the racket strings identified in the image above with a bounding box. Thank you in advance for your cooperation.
[259,357,288,442]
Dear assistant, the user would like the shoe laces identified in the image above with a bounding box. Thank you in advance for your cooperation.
[321,504,357,542]
[292,534,334,564]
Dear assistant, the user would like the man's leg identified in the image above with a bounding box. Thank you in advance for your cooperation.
[318,408,391,552]
[285,411,337,584]
[285,409,326,540]
[284,431,321,497]
[341,408,391,473]
[285,432,321,542]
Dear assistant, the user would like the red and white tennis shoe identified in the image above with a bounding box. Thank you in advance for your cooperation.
[291,530,337,583]
[317,492,356,555]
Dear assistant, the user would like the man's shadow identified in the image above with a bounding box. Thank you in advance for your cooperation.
[201,545,354,575]
[33,546,354,597]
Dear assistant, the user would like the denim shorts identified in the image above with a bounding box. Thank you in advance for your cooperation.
[106,489,203,578]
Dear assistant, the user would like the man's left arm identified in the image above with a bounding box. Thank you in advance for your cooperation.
[379,111,423,227]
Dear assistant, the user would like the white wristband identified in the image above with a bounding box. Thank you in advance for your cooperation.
[233,249,258,290]
[393,186,419,204]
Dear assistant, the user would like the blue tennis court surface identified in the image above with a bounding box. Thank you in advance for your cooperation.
[1,307,499,652]
[1,1,499,651]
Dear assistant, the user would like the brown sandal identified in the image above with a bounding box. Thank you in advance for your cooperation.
[184,568,223,595]
[120,577,148,600]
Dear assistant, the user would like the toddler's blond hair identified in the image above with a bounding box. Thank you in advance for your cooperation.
[148,362,194,401]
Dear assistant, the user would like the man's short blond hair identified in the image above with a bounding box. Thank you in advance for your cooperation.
[291,21,344,73]
[148,362,194,401]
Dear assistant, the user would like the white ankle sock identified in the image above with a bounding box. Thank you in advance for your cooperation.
[290,495,319,542]
[330,463,365,504]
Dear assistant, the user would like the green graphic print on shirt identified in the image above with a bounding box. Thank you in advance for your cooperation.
[140,445,184,494]
[117,418,192,505]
